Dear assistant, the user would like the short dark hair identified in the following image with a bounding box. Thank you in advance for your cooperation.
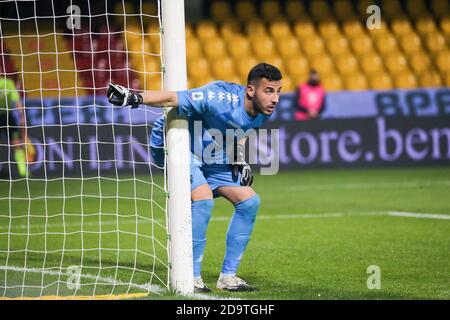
[247,63,282,85]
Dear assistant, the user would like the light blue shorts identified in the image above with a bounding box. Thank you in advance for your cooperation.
[151,146,241,196]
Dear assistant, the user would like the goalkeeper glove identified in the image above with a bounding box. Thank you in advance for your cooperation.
[231,144,253,186]
[107,83,143,108]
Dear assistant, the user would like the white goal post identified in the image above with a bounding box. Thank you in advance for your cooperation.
[162,0,194,295]
[0,0,193,298]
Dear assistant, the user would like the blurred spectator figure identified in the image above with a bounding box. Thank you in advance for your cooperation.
[294,69,326,121]
[0,76,35,177]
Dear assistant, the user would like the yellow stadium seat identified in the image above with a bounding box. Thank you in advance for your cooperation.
[148,35,160,54]
[185,24,194,38]
[286,56,310,79]
[394,71,418,89]
[385,52,409,74]
[141,1,158,25]
[266,55,285,70]
[301,37,325,57]
[336,54,360,75]
[132,51,157,71]
[211,57,237,79]
[292,74,310,87]
[391,19,414,37]
[440,17,450,35]
[186,37,203,60]
[435,51,450,73]
[188,57,211,81]
[415,16,438,35]
[193,75,216,88]
[285,0,308,22]
[321,72,344,91]
[344,73,368,91]
[128,38,151,55]
[293,19,317,39]
[432,0,450,19]
[236,0,258,21]
[342,19,365,37]
[369,72,394,90]
[333,0,356,21]
[379,0,403,20]
[237,56,258,79]
[245,19,267,36]
[360,53,385,74]
[196,21,218,40]
[356,0,374,17]
[367,20,390,39]
[146,21,160,35]
[227,35,252,59]
[350,34,375,56]
[211,0,233,23]
[139,56,163,91]
[424,32,447,53]
[220,21,241,40]
[310,53,335,75]
[405,0,428,19]
[408,52,432,74]
[374,33,399,55]
[261,0,283,22]
[203,38,227,60]
[444,73,450,87]
[444,33,450,46]
[142,56,161,73]
[318,19,342,39]
[398,33,423,54]
[310,0,331,20]
[142,2,158,15]
[277,36,301,59]
[327,36,351,56]
[251,36,276,59]
[269,21,292,38]
[418,70,443,88]
[280,74,295,92]
[125,24,143,47]
[114,1,136,15]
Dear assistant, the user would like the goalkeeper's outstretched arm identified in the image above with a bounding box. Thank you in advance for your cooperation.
[107,83,178,108]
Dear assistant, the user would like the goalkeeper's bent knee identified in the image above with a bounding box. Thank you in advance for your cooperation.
[234,194,260,222]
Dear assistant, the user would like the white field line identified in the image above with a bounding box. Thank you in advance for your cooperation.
[282,180,450,191]
[0,265,235,300]
[0,265,163,294]
[387,211,450,220]
[1,211,449,232]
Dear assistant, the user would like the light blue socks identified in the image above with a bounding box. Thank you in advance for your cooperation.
[221,194,260,275]
[191,199,214,278]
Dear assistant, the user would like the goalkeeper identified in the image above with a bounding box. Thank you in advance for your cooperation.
[108,63,282,292]
[0,76,34,178]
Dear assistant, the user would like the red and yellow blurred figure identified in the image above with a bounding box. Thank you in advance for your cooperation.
[294,69,326,121]
[0,76,35,177]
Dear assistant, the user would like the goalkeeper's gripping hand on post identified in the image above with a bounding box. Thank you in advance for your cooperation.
[232,143,253,186]
[107,83,143,108]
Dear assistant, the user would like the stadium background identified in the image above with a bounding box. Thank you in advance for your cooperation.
[0,0,449,299]
[1,0,449,177]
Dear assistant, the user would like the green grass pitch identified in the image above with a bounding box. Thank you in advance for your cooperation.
[1,167,449,299]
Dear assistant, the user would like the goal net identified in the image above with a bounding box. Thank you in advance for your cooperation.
[0,0,172,299]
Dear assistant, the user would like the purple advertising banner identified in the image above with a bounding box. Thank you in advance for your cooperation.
[258,117,450,169]
[1,116,449,178]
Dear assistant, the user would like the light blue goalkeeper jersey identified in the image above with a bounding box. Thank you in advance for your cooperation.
[150,81,271,165]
